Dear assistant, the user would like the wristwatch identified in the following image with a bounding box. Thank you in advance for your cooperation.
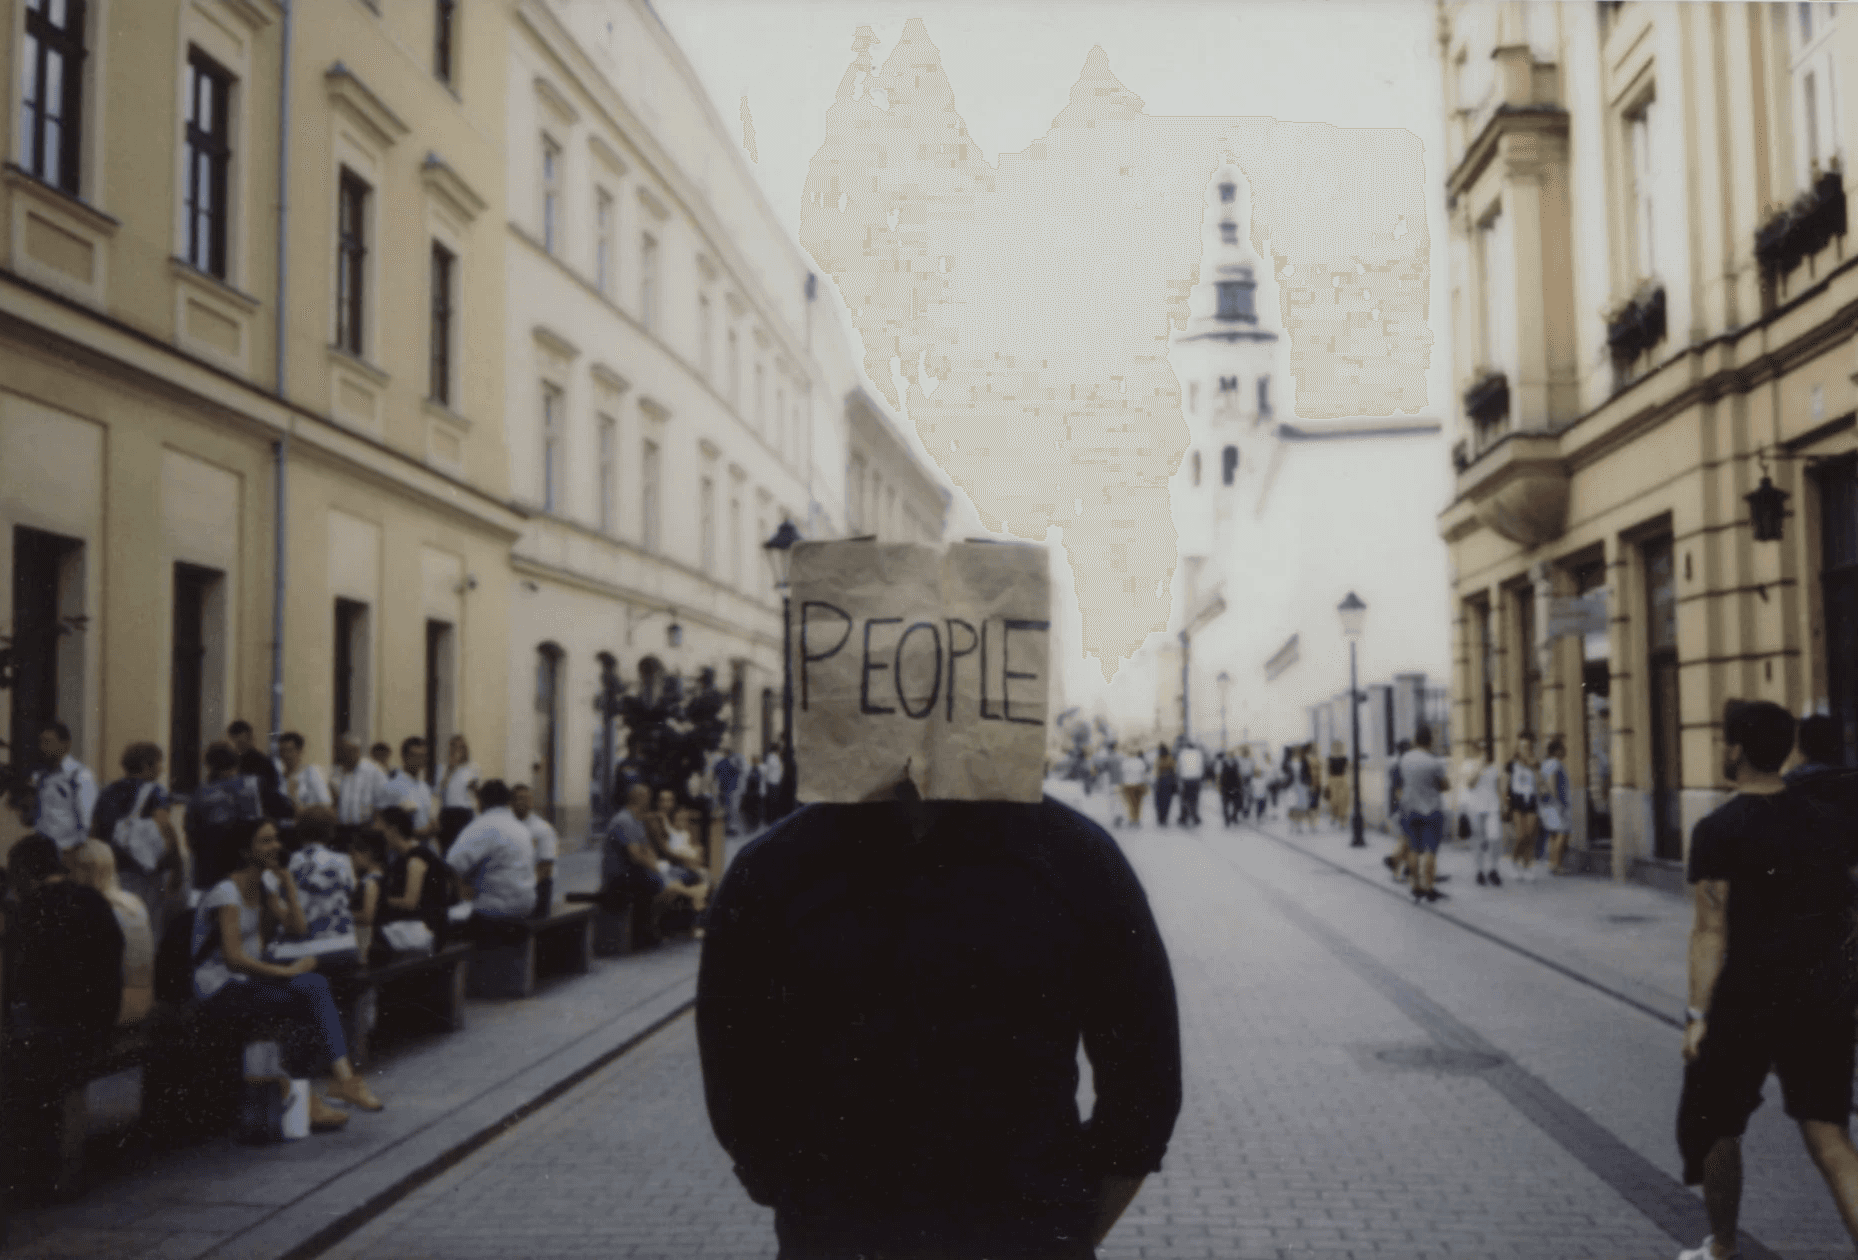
[1685,1006,1707,1025]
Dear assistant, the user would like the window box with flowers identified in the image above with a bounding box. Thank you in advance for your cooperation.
[1756,161,1847,281]
[1463,369,1510,454]
[1603,283,1666,367]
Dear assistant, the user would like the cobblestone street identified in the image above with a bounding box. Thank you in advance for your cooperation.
[321,786,1856,1260]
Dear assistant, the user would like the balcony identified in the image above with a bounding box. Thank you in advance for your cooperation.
[1453,430,1568,549]
[1756,165,1848,281]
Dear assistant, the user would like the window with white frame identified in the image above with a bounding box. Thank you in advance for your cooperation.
[429,242,454,405]
[699,296,713,379]
[1626,95,1657,282]
[335,168,370,354]
[598,414,617,533]
[1791,3,1842,185]
[595,189,614,295]
[541,384,564,512]
[640,233,659,332]
[729,492,742,586]
[541,135,561,254]
[700,474,717,573]
[1474,204,1515,380]
[185,50,236,278]
[641,438,661,552]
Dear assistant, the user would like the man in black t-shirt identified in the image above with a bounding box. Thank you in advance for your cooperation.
[1675,701,1858,1260]
[697,793,1182,1260]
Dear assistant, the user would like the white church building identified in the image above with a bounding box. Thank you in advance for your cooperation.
[1114,164,1454,762]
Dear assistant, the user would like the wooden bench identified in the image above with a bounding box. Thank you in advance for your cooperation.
[329,943,472,1068]
[565,891,634,956]
[464,904,595,999]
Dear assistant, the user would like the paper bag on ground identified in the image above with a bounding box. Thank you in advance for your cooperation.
[791,539,1051,804]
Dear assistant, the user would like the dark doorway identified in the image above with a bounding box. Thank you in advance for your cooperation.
[334,598,369,748]
[10,526,85,783]
[170,564,222,794]
[1573,559,1613,844]
[1820,456,1858,766]
[425,620,455,787]
[1642,536,1682,860]
[535,644,564,823]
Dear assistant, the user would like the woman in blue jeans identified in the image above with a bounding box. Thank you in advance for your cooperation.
[192,819,383,1129]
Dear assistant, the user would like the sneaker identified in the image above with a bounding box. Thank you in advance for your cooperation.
[1488,870,1503,887]
[1677,1237,1738,1260]
[1383,855,1397,872]
[1425,889,1445,903]
[1476,871,1488,886]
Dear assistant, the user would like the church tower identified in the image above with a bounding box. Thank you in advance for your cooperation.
[1172,164,1284,578]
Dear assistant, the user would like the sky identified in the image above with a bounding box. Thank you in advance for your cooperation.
[653,0,1455,730]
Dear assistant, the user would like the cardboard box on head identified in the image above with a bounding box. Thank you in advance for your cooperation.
[791,538,1052,804]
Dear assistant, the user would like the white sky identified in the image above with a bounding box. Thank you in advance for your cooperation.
[654,0,1453,727]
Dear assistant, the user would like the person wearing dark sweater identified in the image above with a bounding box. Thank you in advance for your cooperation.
[2,834,124,1204]
[697,794,1182,1259]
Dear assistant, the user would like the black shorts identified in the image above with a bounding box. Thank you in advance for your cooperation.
[1677,1001,1856,1184]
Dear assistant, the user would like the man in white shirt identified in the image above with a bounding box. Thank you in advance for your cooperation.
[762,747,785,820]
[330,735,395,828]
[510,784,559,918]
[275,732,333,809]
[1175,741,1206,827]
[32,722,98,854]
[446,781,537,947]
[387,737,438,840]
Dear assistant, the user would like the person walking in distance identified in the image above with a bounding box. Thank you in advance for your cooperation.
[1503,734,1544,882]
[31,721,98,858]
[1463,740,1506,887]
[1219,750,1244,826]
[1119,743,1150,829]
[1384,741,1412,884]
[276,732,333,811]
[1539,737,1573,875]
[696,788,1183,1259]
[1395,727,1453,904]
[1175,741,1206,827]
[387,737,439,843]
[437,736,480,853]
[1152,744,1178,827]
[1675,700,1858,1260]
[1327,740,1350,829]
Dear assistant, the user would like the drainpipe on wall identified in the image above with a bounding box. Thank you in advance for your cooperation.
[269,0,293,752]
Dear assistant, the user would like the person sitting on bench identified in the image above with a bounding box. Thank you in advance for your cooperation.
[1,835,123,1204]
[444,780,537,951]
[68,840,155,1026]
[190,819,382,1128]
[376,806,455,959]
[600,783,673,948]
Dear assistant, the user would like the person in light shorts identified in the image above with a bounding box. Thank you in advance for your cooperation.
[1538,737,1573,874]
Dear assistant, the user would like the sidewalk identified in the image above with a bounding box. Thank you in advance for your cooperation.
[2,837,742,1260]
[1050,781,1692,1027]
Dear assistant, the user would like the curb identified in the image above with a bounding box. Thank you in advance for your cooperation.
[221,979,698,1260]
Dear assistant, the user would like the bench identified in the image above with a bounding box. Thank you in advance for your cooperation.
[565,891,634,957]
[464,904,595,999]
[329,943,472,1068]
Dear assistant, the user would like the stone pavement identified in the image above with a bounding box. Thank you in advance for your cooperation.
[315,784,1858,1260]
[1,842,716,1260]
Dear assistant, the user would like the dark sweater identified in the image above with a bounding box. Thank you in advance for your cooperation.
[696,797,1182,1253]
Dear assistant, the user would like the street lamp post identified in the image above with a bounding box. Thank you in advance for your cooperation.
[1338,591,1367,848]
[762,520,803,819]
[1216,671,1231,751]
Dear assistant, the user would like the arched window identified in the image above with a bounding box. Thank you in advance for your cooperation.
[1191,450,1202,486]
[535,643,565,821]
[1222,445,1239,486]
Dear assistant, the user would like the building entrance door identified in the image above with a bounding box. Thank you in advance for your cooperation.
[1643,536,1683,861]
[1573,560,1612,845]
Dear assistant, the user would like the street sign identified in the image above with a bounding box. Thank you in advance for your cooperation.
[1546,592,1608,641]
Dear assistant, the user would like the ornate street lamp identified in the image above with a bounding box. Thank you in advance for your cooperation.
[1338,591,1367,848]
[762,520,803,818]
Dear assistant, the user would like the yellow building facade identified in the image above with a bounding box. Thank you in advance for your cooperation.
[1439,1,1858,887]
[1,0,519,838]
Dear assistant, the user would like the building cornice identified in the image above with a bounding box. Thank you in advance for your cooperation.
[420,152,488,223]
[1445,105,1569,205]
[0,268,523,541]
[325,62,410,149]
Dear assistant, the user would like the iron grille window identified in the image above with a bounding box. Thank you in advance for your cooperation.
[20,0,87,194]
[335,169,370,354]
[429,242,454,405]
[434,0,456,85]
[184,50,234,278]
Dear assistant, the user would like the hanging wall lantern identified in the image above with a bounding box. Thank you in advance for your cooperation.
[1745,475,1790,542]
